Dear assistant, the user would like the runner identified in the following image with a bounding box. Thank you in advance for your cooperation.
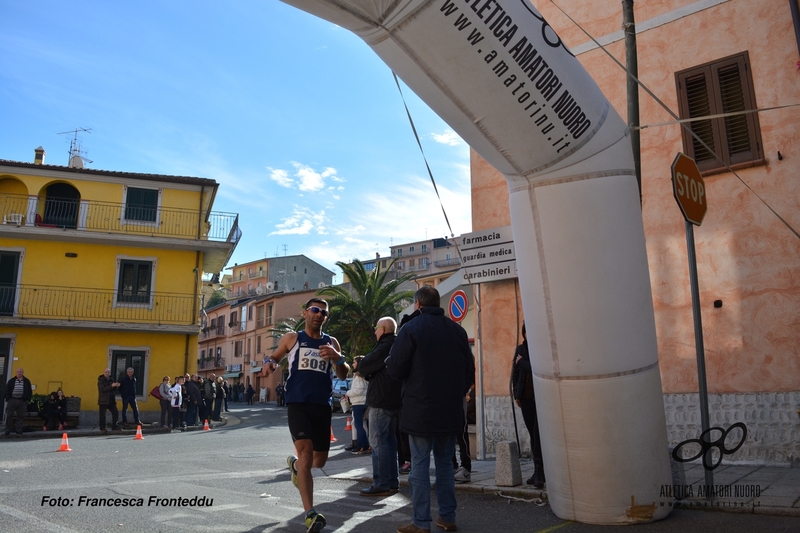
[263,297,349,533]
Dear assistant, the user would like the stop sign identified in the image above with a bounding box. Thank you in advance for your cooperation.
[671,153,707,226]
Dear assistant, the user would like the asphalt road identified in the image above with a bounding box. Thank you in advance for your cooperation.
[1,404,797,533]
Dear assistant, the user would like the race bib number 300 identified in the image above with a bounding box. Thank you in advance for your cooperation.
[298,348,329,373]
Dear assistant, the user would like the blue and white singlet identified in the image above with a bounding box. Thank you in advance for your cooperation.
[284,330,335,406]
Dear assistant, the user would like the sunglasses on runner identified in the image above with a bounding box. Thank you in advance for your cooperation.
[306,306,329,317]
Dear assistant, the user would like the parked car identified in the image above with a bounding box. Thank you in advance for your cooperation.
[331,378,352,412]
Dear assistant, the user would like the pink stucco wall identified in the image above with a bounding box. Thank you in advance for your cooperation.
[473,0,800,395]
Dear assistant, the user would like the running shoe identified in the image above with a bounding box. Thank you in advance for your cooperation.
[287,455,298,488]
[399,461,411,475]
[305,510,326,533]
[454,466,471,483]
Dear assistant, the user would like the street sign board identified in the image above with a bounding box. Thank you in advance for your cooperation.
[459,225,517,283]
[462,261,517,284]
[448,290,468,323]
[461,242,516,268]
[671,153,708,226]
[460,225,515,251]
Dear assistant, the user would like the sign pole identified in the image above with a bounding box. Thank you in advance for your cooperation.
[672,152,713,495]
[684,220,713,493]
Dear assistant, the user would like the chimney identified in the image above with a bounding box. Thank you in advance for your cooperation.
[34,146,46,165]
[376,252,380,259]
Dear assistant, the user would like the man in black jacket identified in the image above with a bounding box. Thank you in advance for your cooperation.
[118,367,141,427]
[97,368,121,432]
[387,286,474,533]
[185,374,202,426]
[357,316,402,497]
[203,373,216,423]
[4,368,32,436]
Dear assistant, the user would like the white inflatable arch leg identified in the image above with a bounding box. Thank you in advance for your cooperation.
[280,0,672,523]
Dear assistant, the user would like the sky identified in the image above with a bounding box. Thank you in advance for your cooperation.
[0,1,472,282]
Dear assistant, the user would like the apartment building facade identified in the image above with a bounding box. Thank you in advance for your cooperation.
[0,149,240,425]
[226,255,334,299]
[469,0,799,463]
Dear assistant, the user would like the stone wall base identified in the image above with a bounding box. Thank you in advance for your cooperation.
[482,391,800,466]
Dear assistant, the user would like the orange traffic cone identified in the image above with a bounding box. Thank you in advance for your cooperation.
[203,419,210,431]
[57,433,72,452]
[133,425,145,440]
[329,426,337,442]
[344,417,352,431]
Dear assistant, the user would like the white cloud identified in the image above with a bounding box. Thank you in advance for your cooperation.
[266,162,343,193]
[269,167,293,188]
[430,129,463,147]
[269,206,328,236]
[294,162,326,192]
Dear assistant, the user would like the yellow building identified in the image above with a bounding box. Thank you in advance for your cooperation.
[0,149,240,426]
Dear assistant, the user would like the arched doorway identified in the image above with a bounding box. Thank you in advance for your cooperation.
[43,183,79,229]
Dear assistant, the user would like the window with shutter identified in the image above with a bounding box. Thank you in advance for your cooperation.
[676,52,763,173]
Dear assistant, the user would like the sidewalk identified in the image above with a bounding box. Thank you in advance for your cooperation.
[0,417,227,439]
[5,412,798,517]
[322,448,800,517]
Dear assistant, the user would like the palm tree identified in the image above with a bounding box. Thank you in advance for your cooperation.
[318,259,415,357]
[264,316,305,372]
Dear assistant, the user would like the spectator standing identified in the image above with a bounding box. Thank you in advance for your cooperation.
[185,374,202,426]
[358,316,402,496]
[158,376,172,428]
[169,375,184,431]
[213,376,225,420]
[275,382,285,407]
[223,380,231,412]
[246,384,255,405]
[512,321,545,488]
[97,368,121,432]
[4,368,32,436]
[347,356,370,455]
[386,286,474,533]
[452,384,474,483]
[118,367,142,427]
[203,373,216,422]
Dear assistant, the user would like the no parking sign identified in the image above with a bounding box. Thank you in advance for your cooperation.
[448,290,468,323]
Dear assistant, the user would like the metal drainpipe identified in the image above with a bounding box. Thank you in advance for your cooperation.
[791,0,800,56]
[475,283,486,460]
[187,184,205,374]
[623,0,642,205]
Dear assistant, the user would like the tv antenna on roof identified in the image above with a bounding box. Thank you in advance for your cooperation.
[57,127,93,168]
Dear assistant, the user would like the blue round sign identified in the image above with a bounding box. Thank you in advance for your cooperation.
[449,290,468,323]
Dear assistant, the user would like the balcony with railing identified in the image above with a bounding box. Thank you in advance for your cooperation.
[0,284,197,326]
[200,327,221,340]
[248,270,266,279]
[198,356,225,370]
[434,258,462,268]
[0,193,240,243]
[407,262,431,272]
[394,248,429,258]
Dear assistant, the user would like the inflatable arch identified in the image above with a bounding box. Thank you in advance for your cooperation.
[280,0,672,523]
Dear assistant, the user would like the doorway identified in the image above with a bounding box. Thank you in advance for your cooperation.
[0,338,10,421]
[0,252,20,316]
[43,183,79,229]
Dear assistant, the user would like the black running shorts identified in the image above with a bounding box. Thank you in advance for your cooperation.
[287,402,333,452]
